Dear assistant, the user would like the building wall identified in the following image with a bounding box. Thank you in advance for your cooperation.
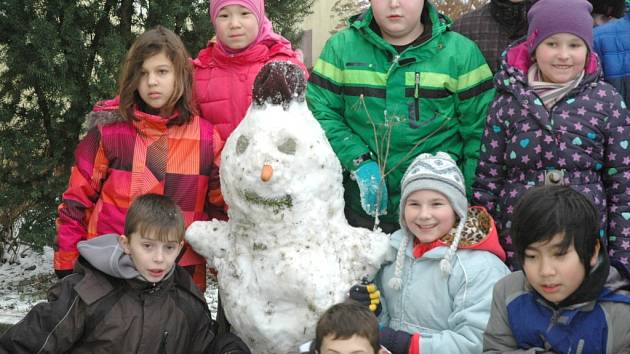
[299,0,338,69]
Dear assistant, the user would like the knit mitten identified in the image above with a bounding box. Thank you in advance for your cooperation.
[352,161,388,217]
[380,327,411,354]
[349,279,382,316]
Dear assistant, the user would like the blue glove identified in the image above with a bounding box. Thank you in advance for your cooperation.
[380,327,411,354]
[352,161,388,217]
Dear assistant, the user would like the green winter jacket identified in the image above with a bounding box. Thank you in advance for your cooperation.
[306,4,495,224]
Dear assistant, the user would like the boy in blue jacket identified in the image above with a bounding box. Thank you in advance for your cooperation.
[483,185,630,353]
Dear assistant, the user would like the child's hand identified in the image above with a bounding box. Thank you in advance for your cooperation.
[379,327,411,354]
[352,161,388,217]
[349,278,382,316]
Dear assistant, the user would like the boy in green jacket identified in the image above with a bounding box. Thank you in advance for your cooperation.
[306,0,495,232]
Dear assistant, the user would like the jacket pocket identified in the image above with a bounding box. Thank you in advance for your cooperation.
[405,72,454,129]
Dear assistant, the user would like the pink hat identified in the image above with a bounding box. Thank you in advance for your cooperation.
[209,0,264,29]
[208,0,290,53]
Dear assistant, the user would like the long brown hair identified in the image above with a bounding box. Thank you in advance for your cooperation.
[118,25,196,126]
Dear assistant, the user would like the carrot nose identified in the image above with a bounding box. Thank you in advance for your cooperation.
[261,163,273,182]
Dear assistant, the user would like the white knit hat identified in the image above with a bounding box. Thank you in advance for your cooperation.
[389,152,467,289]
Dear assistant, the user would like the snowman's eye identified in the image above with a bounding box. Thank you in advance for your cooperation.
[277,137,296,155]
[236,135,249,155]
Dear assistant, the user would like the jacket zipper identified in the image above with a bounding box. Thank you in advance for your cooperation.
[158,331,168,354]
[414,72,421,123]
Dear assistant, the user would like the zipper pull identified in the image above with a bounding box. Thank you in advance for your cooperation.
[158,331,169,354]
[414,72,420,99]
[386,55,400,78]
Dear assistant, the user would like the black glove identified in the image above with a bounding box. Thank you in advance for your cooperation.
[55,269,73,279]
[349,278,382,316]
[380,327,411,354]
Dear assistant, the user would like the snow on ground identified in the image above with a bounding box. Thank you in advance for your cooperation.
[0,246,218,326]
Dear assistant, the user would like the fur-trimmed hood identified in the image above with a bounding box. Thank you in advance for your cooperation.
[85,97,125,130]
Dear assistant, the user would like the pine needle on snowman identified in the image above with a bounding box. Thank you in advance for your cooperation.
[185,61,390,354]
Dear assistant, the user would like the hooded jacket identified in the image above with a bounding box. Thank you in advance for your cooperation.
[451,0,532,73]
[306,3,495,225]
[483,256,630,354]
[0,235,224,354]
[376,207,511,354]
[55,99,222,272]
[193,38,307,143]
[472,38,630,269]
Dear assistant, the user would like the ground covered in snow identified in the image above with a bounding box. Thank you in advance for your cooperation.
[0,246,218,331]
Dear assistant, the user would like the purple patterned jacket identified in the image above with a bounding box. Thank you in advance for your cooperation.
[473,38,630,270]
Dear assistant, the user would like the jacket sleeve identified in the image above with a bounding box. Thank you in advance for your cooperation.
[0,275,86,353]
[472,95,508,223]
[375,267,392,327]
[208,333,252,354]
[602,88,630,268]
[419,256,508,354]
[55,127,108,272]
[306,34,371,172]
[266,41,310,80]
[452,39,496,196]
[206,127,227,220]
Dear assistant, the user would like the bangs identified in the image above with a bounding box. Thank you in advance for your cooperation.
[133,221,183,243]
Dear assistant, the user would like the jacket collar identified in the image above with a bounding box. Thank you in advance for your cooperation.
[495,37,601,92]
[193,39,297,69]
[348,3,450,58]
[390,206,505,261]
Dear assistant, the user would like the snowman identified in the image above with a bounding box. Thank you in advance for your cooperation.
[185,62,389,354]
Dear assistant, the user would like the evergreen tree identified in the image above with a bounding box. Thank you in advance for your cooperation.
[434,0,490,20]
[330,0,370,34]
[0,0,312,259]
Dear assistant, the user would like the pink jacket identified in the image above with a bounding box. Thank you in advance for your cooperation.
[193,40,307,142]
[55,99,223,271]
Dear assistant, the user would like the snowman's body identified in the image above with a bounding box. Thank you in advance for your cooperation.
[186,100,389,354]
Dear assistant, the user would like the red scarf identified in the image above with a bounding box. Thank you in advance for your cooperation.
[412,238,446,259]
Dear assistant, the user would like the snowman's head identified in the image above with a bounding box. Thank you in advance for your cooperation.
[220,62,345,224]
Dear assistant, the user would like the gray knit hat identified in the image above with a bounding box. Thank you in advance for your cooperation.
[389,152,467,289]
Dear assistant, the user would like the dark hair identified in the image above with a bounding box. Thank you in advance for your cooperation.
[118,25,196,126]
[125,194,185,243]
[313,301,380,353]
[511,185,600,269]
[588,0,626,18]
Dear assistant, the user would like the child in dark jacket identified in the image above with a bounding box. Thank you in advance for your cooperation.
[0,194,250,354]
[473,0,630,271]
[483,185,630,353]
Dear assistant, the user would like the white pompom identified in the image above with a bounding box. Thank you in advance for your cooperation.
[388,277,403,290]
[440,258,452,276]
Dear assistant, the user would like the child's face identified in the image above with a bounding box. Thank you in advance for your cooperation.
[534,33,588,84]
[404,189,456,243]
[215,5,259,50]
[371,0,424,46]
[119,233,183,282]
[138,52,175,115]
[522,233,598,304]
[317,334,381,354]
